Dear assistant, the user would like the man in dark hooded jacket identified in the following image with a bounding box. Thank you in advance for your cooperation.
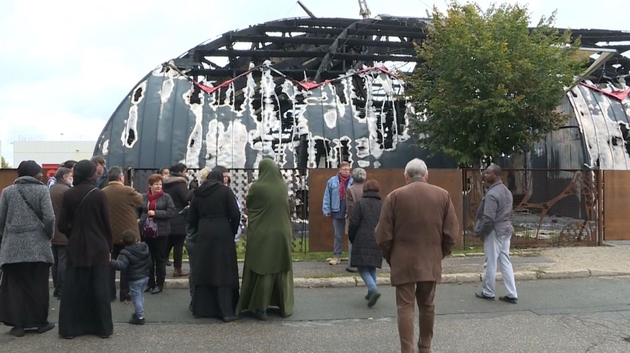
[162,163,190,276]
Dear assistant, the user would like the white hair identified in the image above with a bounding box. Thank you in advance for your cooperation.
[404,158,428,178]
[351,168,367,182]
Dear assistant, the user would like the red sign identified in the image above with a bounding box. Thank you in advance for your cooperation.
[43,164,58,179]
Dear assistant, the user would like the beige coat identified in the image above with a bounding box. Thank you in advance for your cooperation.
[375,178,458,286]
[102,181,143,244]
[345,182,364,233]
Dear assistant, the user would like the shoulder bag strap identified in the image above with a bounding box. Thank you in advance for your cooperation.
[16,186,44,223]
[75,188,98,216]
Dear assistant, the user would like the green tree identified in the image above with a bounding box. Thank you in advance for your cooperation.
[1,156,9,168]
[407,2,583,167]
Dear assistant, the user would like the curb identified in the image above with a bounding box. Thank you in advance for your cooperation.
[327,250,540,262]
[47,269,630,289]
[173,250,541,264]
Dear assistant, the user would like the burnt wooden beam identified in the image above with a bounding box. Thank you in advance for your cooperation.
[223,34,415,49]
[196,49,416,62]
[258,25,423,38]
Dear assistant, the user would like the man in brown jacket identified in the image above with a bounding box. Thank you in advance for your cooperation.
[49,167,73,299]
[375,158,459,353]
[103,166,143,302]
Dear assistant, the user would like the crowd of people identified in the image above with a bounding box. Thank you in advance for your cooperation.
[0,156,295,338]
[0,156,517,353]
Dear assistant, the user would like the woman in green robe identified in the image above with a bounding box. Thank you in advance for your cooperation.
[236,159,294,320]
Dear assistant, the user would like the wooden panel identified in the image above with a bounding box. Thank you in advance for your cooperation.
[603,170,630,241]
[0,169,50,195]
[0,169,18,193]
[308,168,464,252]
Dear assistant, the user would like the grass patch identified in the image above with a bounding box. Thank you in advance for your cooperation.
[451,246,484,255]
[179,237,347,262]
[235,237,336,262]
[308,272,347,278]
[178,240,489,262]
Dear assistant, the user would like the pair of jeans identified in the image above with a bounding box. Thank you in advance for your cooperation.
[145,236,168,288]
[128,277,148,319]
[332,218,345,257]
[51,245,67,296]
[332,219,355,268]
[358,266,377,294]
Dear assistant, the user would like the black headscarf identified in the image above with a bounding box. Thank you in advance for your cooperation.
[171,163,187,175]
[72,160,97,186]
[193,169,225,197]
[17,160,42,177]
[206,169,224,184]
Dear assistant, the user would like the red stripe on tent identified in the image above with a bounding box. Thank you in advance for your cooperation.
[580,82,630,101]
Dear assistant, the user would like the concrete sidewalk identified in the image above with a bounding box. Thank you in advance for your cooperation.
[55,243,630,289]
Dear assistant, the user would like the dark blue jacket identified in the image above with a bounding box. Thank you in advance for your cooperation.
[111,242,151,281]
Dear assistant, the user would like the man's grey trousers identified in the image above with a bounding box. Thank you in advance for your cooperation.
[482,231,518,299]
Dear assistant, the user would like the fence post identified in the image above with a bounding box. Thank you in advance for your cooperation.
[461,168,467,249]
[125,168,134,188]
[597,168,604,246]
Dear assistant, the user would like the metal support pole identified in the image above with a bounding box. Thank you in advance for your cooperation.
[461,168,468,250]
[596,169,604,246]
[297,1,317,19]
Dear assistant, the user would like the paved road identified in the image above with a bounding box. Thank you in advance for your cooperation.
[5,277,630,352]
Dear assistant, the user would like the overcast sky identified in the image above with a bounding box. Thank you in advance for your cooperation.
[0,0,626,165]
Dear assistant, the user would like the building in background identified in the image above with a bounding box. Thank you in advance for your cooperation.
[13,140,96,166]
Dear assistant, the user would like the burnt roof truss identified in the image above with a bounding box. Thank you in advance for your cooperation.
[176,17,426,84]
[171,17,630,87]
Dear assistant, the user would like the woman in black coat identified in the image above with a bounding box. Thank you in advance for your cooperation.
[348,179,383,307]
[57,160,114,339]
[187,169,241,322]
[162,163,190,277]
[139,174,176,294]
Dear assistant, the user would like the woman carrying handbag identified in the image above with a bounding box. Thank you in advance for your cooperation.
[139,174,176,295]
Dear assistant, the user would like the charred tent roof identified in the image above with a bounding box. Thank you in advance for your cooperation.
[174,17,630,85]
[174,17,429,83]
[94,16,630,170]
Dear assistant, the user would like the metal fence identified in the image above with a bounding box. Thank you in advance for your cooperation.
[462,169,602,248]
[126,168,309,253]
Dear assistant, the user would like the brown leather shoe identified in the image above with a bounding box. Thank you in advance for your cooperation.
[173,268,189,277]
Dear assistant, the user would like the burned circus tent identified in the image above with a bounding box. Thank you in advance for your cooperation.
[94,16,630,170]
[95,17,446,170]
